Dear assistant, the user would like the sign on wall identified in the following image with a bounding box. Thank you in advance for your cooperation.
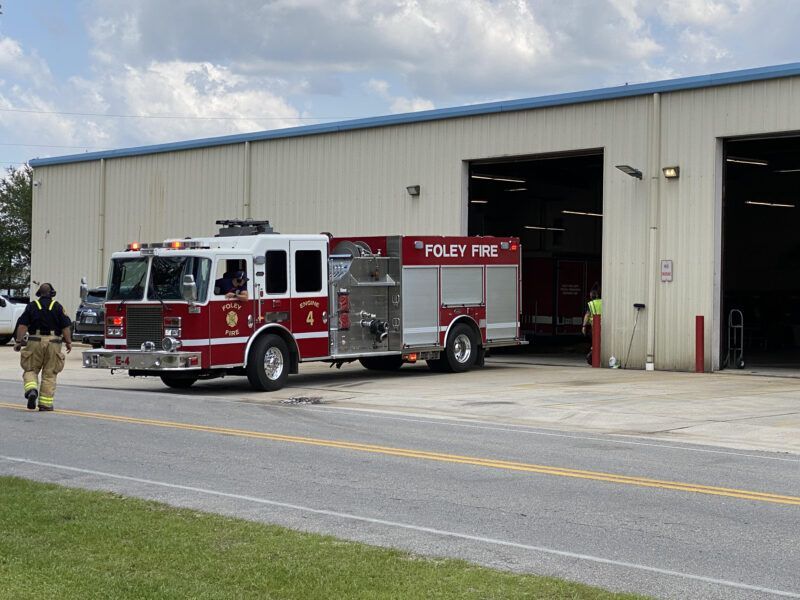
[661,260,673,282]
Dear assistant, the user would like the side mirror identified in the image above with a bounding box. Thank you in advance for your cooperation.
[80,276,89,302]
[182,274,198,304]
[0,297,6,308]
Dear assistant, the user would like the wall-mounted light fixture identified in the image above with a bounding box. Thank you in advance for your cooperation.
[406,185,421,197]
[615,165,643,179]
[662,166,680,179]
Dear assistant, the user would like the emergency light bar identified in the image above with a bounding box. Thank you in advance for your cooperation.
[126,240,207,251]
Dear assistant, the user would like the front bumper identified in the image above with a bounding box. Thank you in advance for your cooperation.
[82,349,202,371]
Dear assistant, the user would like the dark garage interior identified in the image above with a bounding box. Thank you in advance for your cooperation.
[723,135,800,369]
[468,152,603,355]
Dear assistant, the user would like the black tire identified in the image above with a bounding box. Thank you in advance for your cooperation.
[160,375,198,389]
[0,335,12,346]
[246,334,290,392]
[439,323,479,373]
[359,356,404,371]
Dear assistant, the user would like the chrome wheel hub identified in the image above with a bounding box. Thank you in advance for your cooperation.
[453,334,472,363]
[263,347,285,380]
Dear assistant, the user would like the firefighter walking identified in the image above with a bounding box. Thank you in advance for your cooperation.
[13,283,72,411]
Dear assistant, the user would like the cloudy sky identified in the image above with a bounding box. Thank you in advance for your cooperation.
[1,0,799,168]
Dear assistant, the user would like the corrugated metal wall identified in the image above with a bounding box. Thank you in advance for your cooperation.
[31,76,800,370]
[32,160,101,302]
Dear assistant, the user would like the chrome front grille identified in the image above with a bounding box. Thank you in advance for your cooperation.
[126,305,163,348]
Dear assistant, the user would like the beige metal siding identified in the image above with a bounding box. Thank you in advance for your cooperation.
[31,161,101,317]
[657,77,800,370]
[30,74,800,369]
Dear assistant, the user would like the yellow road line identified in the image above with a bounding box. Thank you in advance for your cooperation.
[2,401,798,506]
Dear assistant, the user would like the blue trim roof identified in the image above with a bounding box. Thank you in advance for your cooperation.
[30,62,800,167]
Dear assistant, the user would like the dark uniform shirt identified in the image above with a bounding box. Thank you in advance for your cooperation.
[215,277,246,296]
[17,298,72,335]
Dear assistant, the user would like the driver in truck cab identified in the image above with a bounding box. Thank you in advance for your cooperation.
[215,270,249,300]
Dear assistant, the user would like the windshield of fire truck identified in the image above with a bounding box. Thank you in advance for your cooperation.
[148,256,212,301]
[107,257,148,301]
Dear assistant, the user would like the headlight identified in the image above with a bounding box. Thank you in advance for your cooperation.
[162,337,182,352]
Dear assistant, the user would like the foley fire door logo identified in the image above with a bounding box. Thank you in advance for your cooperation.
[222,302,241,336]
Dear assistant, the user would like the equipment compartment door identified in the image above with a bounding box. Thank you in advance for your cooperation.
[486,265,518,341]
[402,266,439,346]
[290,239,329,359]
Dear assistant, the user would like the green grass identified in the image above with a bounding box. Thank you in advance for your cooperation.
[0,477,646,599]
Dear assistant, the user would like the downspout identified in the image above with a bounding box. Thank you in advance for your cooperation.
[243,141,252,219]
[98,158,106,285]
[645,93,661,370]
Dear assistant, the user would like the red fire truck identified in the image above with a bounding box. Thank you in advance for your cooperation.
[83,220,525,391]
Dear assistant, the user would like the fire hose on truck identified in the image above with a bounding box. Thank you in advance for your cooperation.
[83,220,526,392]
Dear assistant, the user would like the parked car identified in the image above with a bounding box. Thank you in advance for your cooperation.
[74,286,107,348]
[0,295,28,345]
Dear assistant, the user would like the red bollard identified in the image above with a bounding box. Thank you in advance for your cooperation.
[695,315,704,373]
[592,314,601,368]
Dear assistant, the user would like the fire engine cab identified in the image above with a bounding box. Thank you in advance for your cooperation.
[83,220,525,391]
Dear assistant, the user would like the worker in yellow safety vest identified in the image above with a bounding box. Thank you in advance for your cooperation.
[581,289,602,336]
[582,288,602,364]
[13,283,73,411]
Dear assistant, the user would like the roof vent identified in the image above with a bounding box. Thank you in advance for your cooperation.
[215,219,277,237]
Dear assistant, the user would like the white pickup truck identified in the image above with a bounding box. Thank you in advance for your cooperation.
[0,295,27,345]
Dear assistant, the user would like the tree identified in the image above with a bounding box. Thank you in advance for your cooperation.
[0,164,32,295]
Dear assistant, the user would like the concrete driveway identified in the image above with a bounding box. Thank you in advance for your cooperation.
[1,344,799,455]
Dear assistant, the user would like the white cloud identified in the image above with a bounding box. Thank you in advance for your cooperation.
[0,39,302,159]
[0,36,53,85]
[101,61,301,143]
[366,78,434,114]
[657,0,749,27]
[677,29,731,65]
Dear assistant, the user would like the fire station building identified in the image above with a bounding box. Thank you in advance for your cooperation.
[30,62,800,372]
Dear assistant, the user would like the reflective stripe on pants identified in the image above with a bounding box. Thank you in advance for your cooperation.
[20,336,64,404]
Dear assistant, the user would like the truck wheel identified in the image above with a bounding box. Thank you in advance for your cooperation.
[160,375,198,389]
[0,335,11,346]
[359,356,403,371]
[247,334,290,391]
[439,323,479,373]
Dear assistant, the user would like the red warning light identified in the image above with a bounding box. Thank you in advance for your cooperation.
[108,316,124,327]
[129,242,141,251]
[170,241,183,249]
[510,243,518,251]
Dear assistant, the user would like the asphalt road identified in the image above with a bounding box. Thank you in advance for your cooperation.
[1,380,798,599]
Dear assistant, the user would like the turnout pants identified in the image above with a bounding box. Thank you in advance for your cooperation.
[21,336,66,408]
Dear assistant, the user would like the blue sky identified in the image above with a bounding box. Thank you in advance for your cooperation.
[2,0,799,169]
